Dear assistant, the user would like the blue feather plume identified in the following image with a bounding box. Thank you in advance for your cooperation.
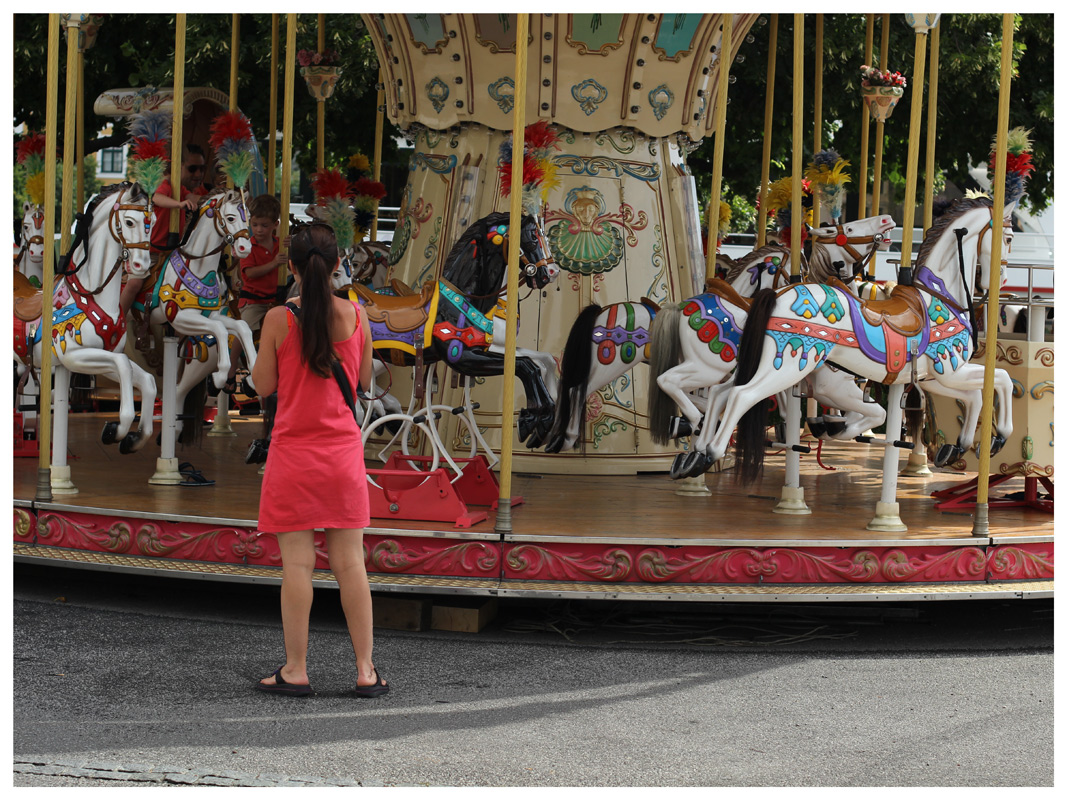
[129,111,171,143]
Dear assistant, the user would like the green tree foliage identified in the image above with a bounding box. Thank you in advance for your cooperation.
[12,14,397,202]
[688,13,1053,230]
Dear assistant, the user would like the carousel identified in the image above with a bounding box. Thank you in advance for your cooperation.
[13,13,1053,604]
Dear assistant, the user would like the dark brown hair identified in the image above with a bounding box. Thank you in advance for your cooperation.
[248,193,281,222]
[289,223,339,378]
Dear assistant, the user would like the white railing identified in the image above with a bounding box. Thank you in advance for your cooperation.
[288,204,400,243]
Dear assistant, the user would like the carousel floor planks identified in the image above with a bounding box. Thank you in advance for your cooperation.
[13,412,1054,602]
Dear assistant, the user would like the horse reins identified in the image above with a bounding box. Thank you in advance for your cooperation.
[810,223,886,279]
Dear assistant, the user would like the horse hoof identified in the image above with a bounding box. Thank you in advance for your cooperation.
[669,416,694,439]
[934,443,963,468]
[517,410,534,443]
[119,432,141,455]
[989,434,1006,456]
[101,421,119,445]
[806,416,827,439]
[681,450,709,479]
[669,452,689,480]
[543,434,563,454]
[822,415,847,438]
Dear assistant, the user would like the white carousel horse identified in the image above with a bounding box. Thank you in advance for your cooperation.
[349,240,392,291]
[545,214,896,453]
[18,182,158,452]
[141,187,258,410]
[659,196,1015,481]
[15,202,47,287]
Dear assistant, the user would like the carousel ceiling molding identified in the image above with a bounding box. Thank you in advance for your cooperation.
[93,87,230,118]
[361,13,758,141]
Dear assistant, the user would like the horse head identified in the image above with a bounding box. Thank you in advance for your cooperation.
[94,182,154,280]
[975,199,1015,293]
[916,196,1007,304]
[332,249,355,292]
[808,214,896,283]
[191,187,252,260]
[724,245,791,294]
[18,202,46,280]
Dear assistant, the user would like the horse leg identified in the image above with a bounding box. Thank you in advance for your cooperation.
[991,367,1015,452]
[62,349,138,446]
[514,356,555,448]
[123,361,157,453]
[170,310,233,392]
[219,316,257,393]
[919,376,983,467]
[811,368,886,440]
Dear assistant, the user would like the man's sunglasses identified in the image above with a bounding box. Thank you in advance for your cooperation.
[186,164,206,174]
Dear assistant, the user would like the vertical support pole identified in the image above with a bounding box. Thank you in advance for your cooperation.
[973,14,1015,537]
[371,67,385,242]
[870,14,889,217]
[150,334,182,484]
[858,15,874,218]
[923,23,940,234]
[317,13,326,172]
[279,14,297,289]
[495,12,529,534]
[169,15,186,242]
[867,383,907,531]
[706,14,731,285]
[50,366,77,494]
[35,14,60,504]
[812,14,824,225]
[789,13,804,281]
[59,16,80,255]
[756,14,777,249]
[268,14,279,196]
[774,390,811,515]
[76,49,86,213]
[899,27,929,273]
[230,14,240,115]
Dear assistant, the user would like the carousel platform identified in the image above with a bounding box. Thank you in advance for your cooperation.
[13,412,1053,602]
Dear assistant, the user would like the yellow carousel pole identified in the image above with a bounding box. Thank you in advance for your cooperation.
[370,68,385,242]
[169,16,186,243]
[790,14,804,280]
[706,14,732,285]
[923,22,941,234]
[858,15,874,217]
[35,15,61,503]
[59,16,80,256]
[229,15,240,114]
[870,14,890,216]
[495,12,530,534]
[317,13,326,171]
[268,14,279,195]
[279,13,297,285]
[972,14,1015,537]
[75,38,86,212]
[756,14,777,248]
[812,14,824,224]
[899,17,933,273]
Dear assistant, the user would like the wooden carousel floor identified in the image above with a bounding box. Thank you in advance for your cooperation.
[13,411,1054,602]
[14,411,1052,543]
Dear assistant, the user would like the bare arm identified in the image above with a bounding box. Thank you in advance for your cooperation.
[250,306,286,397]
[358,306,374,392]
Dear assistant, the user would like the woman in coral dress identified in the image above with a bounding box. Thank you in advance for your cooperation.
[252,222,387,698]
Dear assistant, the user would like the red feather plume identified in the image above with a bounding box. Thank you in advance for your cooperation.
[499,152,544,198]
[16,131,47,164]
[312,168,352,201]
[352,176,387,201]
[209,110,254,150]
[131,138,171,162]
[523,119,561,152]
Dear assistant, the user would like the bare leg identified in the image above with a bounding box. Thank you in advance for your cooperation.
[325,527,384,689]
[260,529,315,687]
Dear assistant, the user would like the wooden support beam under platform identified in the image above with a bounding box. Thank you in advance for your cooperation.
[13,413,1054,602]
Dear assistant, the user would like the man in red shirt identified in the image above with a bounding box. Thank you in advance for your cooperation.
[120,144,207,315]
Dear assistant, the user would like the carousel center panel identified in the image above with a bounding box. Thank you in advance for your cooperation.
[13,412,1053,602]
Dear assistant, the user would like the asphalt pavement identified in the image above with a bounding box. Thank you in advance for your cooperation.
[12,563,1054,788]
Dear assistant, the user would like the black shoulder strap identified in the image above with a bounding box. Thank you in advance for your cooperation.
[285,301,358,421]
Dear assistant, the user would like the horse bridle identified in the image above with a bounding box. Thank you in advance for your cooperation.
[14,208,46,268]
[809,223,889,280]
[178,191,251,261]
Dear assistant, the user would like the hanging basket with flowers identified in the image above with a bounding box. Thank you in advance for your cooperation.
[860,65,907,122]
[298,49,342,101]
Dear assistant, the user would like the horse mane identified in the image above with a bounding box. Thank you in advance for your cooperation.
[84,181,144,227]
[441,211,515,308]
[724,244,789,284]
[179,186,230,246]
[806,240,838,283]
[916,196,993,265]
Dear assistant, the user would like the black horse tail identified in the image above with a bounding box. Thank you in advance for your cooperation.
[647,303,684,446]
[734,288,778,484]
[545,303,602,452]
[178,378,207,446]
[904,386,925,447]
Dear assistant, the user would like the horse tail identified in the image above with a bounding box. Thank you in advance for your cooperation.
[904,386,925,445]
[178,379,207,446]
[647,303,684,445]
[734,288,778,484]
[546,303,602,449]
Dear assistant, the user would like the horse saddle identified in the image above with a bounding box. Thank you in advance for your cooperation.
[389,278,415,296]
[858,283,926,336]
[350,281,435,333]
[13,270,44,322]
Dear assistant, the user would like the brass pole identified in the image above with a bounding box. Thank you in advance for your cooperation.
[973,15,1015,536]
[279,13,297,282]
[898,27,928,272]
[790,14,804,279]
[268,14,279,195]
[317,13,325,171]
[756,14,777,248]
[870,14,889,216]
[812,14,823,225]
[371,68,385,242]
[76,50,86,213]
[169,15,186,238]
[706,14,732,284]
[923,23,941,234]
[229,13,240,194]
[59,16,79,254]
[858,15,874,217]
[36,14,61,502]
[495,12,530,533]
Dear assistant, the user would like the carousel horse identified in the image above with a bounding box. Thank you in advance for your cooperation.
[351,210,561,448]
[17,182,158,452]
[140,187,257,417]
[349,240,392,291]
[545,214,896,453]
[660,196,1015,481]
[15,202,47,287]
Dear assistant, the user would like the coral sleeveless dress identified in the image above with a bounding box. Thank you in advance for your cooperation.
[258,303,370,532]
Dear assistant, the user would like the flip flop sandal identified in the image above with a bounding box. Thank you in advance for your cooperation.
[256,667,313,697]
[178,462,215,487]
[354,668,389,698]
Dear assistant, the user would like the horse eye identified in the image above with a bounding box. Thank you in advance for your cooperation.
[125,219,135,228]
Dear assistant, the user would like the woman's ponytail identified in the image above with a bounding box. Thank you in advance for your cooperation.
[289,223,339,378]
